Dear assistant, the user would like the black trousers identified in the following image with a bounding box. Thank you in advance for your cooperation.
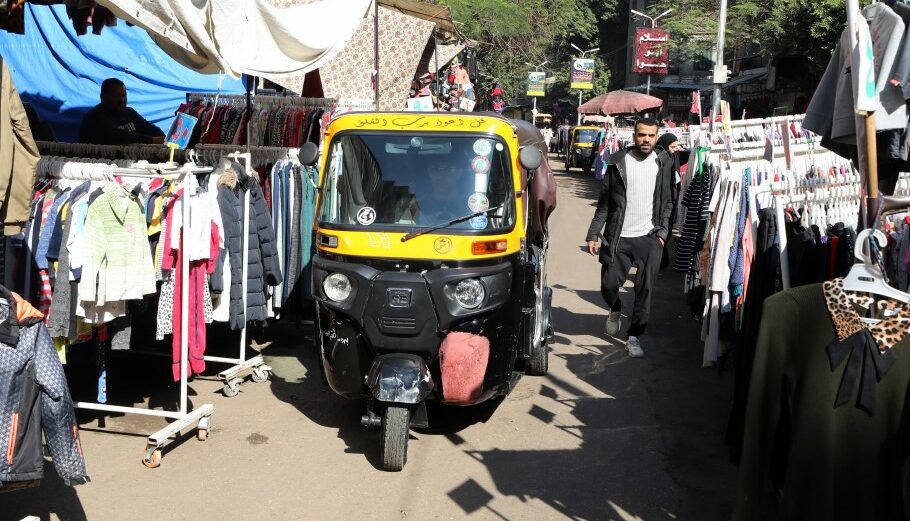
[600,235,663,338]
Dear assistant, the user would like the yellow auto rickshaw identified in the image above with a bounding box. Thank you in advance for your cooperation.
[297,112,556,471]
[565,125,600,174]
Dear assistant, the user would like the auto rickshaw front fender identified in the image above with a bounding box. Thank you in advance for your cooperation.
[367,354,435,404]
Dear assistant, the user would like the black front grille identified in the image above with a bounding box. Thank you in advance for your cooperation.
[381,316,417,330]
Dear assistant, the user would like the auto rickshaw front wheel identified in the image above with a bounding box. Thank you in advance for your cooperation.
[380,404,410,471]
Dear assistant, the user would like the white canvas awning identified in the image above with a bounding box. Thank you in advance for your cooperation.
[97,0,371,78]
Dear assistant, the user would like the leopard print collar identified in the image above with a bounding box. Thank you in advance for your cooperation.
[823,278,910,352]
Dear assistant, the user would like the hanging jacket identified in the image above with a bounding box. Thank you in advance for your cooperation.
[0,286,88,491]
[211,160,282,330]
[0,56,40,236]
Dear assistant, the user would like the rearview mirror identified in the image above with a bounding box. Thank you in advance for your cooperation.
[519,145,542,171]
[299,142,319,166]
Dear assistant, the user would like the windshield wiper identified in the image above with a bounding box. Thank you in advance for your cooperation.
[401,205,504,242]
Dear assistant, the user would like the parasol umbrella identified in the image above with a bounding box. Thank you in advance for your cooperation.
[582,114,614,124]
[578,89,663,115]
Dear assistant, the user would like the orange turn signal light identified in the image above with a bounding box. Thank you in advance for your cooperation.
[471,239,508,255]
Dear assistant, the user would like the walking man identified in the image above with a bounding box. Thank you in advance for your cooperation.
[585,118,673,357]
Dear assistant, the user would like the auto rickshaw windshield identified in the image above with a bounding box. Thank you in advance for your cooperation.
[574,129,598,143]
[319,133,516,231]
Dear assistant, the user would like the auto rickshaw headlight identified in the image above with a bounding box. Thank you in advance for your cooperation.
[323,273,352,302]
[455,278,485,309]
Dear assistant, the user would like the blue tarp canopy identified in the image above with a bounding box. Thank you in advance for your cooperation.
[0,4,245,142]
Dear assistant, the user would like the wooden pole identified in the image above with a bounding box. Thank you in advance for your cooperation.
[865,114,879,225]
[373,0,380,108]
[846,0,880,227]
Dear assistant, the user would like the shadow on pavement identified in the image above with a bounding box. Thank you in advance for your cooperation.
[261,323,384,469]
[264,322,506,470]
[554,172,601,202]
[0,460,88,521]
[445,264,736,520]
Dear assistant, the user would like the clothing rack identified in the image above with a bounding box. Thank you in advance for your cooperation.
[35,144,294,399]
[38,141,186,163]
[41,161,214,468]
[693,113,809,150]
[334,97,376,111]
[37,141,300,167]
[728,114,805,129]
[741,145,861,289]
[185,92,337,108]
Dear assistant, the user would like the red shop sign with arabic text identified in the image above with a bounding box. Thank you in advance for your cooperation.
[633,28,670,75]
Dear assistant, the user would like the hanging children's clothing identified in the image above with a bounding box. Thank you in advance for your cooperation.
[78,183,157,318]
[158,183,222,380]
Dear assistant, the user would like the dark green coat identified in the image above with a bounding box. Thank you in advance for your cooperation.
[735,284,910,520]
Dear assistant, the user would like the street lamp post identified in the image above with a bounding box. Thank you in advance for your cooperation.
[712,0,728,118]
[629,8,673,96]
[570,43,599,125]
[524,60,549,123]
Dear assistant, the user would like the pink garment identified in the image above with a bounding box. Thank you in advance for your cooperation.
[162,198,221,381]
[36,193,57,318]
[737,208,755,325]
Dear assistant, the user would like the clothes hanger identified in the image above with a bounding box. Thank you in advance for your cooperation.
[843,228,910,302]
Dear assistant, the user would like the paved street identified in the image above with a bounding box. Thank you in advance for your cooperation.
[2,157,737,521]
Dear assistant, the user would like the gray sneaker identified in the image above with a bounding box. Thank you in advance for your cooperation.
[605,311,621,336]
[626,336,644,358]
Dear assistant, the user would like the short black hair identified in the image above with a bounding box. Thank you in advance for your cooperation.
[100,78,125,96]
[634,118,659,131]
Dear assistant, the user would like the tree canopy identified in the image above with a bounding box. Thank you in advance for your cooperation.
[436,0,618,106]
[650,0,870,79]
[431,0,873,109]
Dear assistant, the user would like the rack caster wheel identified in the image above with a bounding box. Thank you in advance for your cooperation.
[142,448,162,468]
[196,416,210,441]
[222,382,240,397]
[251,367,270,383]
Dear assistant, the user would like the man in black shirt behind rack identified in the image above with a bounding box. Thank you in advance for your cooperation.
[79,78,165,145]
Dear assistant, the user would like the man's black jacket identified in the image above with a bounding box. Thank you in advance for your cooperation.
[585,147,674,267]
[79,104,164,145]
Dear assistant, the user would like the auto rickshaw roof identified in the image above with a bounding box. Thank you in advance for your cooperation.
[327,111,520,137]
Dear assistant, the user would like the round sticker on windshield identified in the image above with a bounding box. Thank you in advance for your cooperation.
[473,139,493,156]
[468,192,490,213]
[356,206,377,226]
[495,143,504,152]
[469,214,488,230]
[471,155,491,174]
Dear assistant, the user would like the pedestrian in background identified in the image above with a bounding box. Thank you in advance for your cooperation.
[585,118,673,357]
[654,132,688,268]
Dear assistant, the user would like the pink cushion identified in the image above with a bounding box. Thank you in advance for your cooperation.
[439,332,490,404]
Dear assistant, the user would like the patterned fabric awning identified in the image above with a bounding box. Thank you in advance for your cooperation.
[319,6,434,110]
